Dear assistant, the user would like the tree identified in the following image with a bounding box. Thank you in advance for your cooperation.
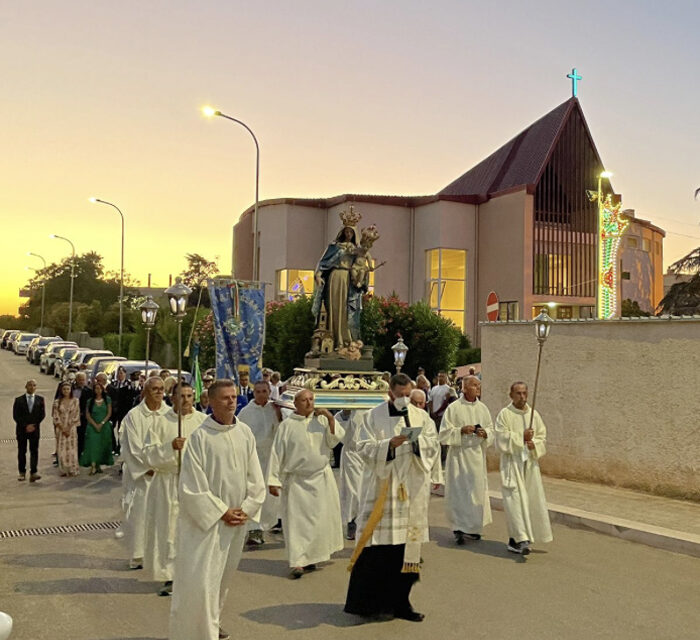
[180,253,219,308]
[20,252,138,333]
[657,247,700,315]
[621,299,651,317]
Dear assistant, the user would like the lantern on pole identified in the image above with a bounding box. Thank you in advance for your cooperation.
[165,277,192,470]
[139,296,159,377]
[391,336,409,374]
[528,310,552,432]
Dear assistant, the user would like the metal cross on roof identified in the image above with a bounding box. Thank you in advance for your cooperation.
[567,67,582,97]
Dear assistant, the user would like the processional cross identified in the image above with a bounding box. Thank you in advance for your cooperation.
[567,67,582,97]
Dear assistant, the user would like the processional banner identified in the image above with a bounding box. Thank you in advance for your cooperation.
[207,279,266,383]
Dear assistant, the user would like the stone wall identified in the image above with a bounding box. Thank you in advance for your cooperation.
[481,317,700,500]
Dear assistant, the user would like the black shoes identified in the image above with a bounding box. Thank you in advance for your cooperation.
[454,530,481,544]
[507,538,531,555]
[270,519,283,534]
[158,581,173,596]
[346,521,357,540]
[394,608,425,622]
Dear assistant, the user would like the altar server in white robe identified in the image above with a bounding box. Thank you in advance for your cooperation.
[120,376,170,569]
[344,373,440,622]
[169,379,265,640]
[237,380,282,545]
[336,409,366,540]
[495,381,552,556]
[439,376,493,544]
[409,389,444,489]
[267,389,345,579]
[143,383,207,594]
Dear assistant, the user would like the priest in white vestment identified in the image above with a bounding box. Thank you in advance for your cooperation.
[409,389,444,489]
[143,383,207,594]
[345,373,440,622]
[495,381,552,555]
[439,376,493,544]
[120,376,169,569]
[169,379,265,640]
[267,389,344,578]
[237,380,282,545]
[336,409,366,540]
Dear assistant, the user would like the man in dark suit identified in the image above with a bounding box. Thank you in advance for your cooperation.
[13,379,46,482]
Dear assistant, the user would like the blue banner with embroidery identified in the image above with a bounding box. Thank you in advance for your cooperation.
[208,279,265,383]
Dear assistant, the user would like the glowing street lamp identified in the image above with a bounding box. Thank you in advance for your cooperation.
[528,310,552,433]
[51,234,76,334]
[27,252,47,334]
[165,277,192,470]
[139,296,159,377]
[391,336,409,374]
[90,197,125,354]
[202,105,260,281]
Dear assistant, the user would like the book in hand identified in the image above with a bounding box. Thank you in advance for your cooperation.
[400,426,422,443]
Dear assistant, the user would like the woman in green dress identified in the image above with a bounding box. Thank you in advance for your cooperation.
[80,381,114,474]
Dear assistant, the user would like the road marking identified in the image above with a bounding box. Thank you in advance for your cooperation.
[0,521,120,539]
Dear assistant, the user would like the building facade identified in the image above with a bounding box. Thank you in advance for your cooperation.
[233,98,664,343]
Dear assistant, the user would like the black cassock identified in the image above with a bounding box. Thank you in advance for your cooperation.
[344,403,420,617]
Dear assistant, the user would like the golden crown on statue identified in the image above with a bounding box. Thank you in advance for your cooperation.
[339,205,362,227]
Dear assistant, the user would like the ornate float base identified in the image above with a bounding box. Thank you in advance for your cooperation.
[278,367,389,411]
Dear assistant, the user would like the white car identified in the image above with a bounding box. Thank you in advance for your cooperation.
[14,333,39,355]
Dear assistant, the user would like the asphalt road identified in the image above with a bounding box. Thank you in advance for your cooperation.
[1,349,699,640]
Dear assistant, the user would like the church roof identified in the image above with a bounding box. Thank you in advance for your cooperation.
[439,97,600,198]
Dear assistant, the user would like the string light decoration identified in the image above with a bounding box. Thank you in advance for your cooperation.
[597,195,629,318]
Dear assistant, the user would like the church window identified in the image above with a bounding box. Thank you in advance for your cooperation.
[425,249,466,331]
[276,269,315,301]
[642,238,651,252]
[627,237,638,249]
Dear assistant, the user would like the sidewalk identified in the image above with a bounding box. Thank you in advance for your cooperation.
[485,472,700,558]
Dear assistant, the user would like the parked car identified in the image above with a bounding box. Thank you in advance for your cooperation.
[103,359,162,383]
[13,333,40,355]
[1,330,17,349]
[63,349,114,375]
[87,355,126,381]
[4,330,21,351]
[48,345,80,377]
[39,341,77,374]
[54,347,90,379]
[166,369,193,385]
[27,336,63,364]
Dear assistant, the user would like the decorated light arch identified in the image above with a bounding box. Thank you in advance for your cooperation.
[597,194,629,318]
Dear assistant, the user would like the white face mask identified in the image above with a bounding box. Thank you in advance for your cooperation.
[392,395,411,411]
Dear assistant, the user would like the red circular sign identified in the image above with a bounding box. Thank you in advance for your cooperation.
[486,291,499,321]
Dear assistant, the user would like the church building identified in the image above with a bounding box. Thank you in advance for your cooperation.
[232,97,664,342]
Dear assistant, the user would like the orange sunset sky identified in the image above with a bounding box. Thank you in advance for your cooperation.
[2,1,699,317]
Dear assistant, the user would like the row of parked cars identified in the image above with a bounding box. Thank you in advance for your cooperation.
[1,329,164,383]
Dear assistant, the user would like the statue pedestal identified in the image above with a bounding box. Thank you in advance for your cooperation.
[278,367,389,411]
[303,353,375,372]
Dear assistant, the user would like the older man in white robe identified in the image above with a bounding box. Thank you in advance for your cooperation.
[344,373,440,622]
[169,379,265,640]
[120,376,170,570]
[143,383,207,595]
[238,380,282,546]
[495,381,552,556]
[336,409,365,540]
[268,389,345,579]
[439,376,493,544]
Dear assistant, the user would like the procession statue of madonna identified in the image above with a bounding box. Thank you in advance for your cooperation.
[311,207,382,354]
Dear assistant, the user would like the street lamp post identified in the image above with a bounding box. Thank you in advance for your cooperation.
[140,296,159,378]
[165,277,192,470]
[91,198,125,354]
[391,336,409,374]
[202,106,260,280]
[528,310,552,433]
[51,234,76,335]
[27,252,47,334]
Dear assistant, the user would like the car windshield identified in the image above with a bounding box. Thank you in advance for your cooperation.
[20,335,38,341]
[61,349,78,358]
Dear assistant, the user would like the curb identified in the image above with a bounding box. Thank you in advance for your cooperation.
[488,491,700,559]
